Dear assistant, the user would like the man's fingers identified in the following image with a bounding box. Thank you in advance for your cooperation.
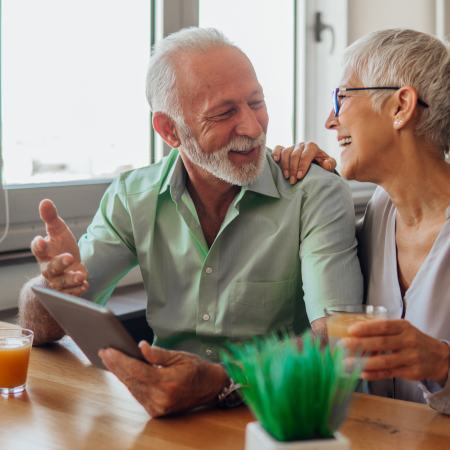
[99,347,168,417]
[138,341,155,363]
[99,348,138,377]
[31,236,48,261]
[138,342,178,367]
[39,199,59,224]
[39,199,69,237]
[60,281,90,297]
[41,253,75,279]
[99,347,159,382]
[47,271,87,291]
[99,348,136,377]
[38,251,89,295]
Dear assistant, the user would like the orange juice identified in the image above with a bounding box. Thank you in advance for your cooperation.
[0,343,32,388]
[325,305,387,348]
[327,313,374,347]
[0,328,33,394]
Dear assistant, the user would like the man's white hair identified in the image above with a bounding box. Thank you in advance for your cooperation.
[146,27,237,124]
[343,29,450,155]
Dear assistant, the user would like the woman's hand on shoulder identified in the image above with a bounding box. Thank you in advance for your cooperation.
[272,142,337,185]
[342,319,450,385]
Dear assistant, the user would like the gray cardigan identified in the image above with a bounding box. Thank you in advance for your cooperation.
[357,187,450,414]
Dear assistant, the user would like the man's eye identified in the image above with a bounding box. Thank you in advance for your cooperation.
[215,109,234,119]
[250,100,265,109]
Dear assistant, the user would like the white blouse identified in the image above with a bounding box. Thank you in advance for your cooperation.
[358,187,450,413]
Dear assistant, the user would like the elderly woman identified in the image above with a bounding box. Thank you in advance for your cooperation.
[274,29,450,413]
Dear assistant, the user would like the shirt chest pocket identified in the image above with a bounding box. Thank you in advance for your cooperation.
[226,279,295,337]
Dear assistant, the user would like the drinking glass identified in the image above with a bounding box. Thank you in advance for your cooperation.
[324,305,388,348]
[0,328,34,395]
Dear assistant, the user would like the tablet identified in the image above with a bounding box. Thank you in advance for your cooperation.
[32,286,145,369]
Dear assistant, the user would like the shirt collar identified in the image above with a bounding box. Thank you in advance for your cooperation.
[242,153,280,199]
[158,151,186,201]
[158,149,280,201]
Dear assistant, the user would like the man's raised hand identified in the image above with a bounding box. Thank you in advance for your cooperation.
[31,199,89,296]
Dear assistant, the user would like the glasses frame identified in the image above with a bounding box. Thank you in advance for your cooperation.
[332,86,429,117]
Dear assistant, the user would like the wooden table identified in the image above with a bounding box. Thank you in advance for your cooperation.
[1,323,450,450]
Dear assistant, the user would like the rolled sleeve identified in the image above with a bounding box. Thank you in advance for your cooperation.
[299,172,363,321]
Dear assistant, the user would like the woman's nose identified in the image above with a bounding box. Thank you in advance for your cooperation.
[325,109,338,129]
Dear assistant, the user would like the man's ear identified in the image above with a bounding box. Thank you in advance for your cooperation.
[391,86,419,130]
[152,112,182,148]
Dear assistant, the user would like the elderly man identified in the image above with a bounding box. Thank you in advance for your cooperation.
[19,27,362,416]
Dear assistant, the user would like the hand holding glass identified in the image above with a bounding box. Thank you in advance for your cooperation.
[325,305,388,348]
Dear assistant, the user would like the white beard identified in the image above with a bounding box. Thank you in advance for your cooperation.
[179,128,266,186]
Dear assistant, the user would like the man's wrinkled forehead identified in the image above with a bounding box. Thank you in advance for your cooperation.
[173,46,261,104]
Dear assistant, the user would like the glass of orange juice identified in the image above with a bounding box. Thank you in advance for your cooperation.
[325,305,387,348]
[0,328,34,396]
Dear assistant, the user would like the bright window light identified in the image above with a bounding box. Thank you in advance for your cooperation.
[2,0,151,185]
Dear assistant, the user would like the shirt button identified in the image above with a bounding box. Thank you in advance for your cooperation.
[205,267,213,274]
[202,313,210,321]
[205,348,213,356]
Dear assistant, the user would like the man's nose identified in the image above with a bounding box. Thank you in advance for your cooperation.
[235,106,264,138]
[325,109,338,129]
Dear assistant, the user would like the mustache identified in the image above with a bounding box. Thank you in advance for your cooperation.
[221,133,266,153]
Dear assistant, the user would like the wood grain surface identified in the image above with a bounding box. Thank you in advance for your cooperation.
[1,322,449,450]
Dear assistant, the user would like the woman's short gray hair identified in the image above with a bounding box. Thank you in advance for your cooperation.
[146,27,236,124]
[343,29,450,153]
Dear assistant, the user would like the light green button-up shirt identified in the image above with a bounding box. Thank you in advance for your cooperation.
[79,149,363,361]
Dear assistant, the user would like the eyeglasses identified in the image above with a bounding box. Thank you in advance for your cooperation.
[331,86,429,117]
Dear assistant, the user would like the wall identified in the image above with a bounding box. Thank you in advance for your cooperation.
[437,0,450,38]
[348,0,436,43]
[313,0,444,162]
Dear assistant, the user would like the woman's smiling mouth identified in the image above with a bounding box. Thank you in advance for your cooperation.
[338,136,352,147]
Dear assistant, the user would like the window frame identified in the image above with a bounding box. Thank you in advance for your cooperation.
[0,0,198,253]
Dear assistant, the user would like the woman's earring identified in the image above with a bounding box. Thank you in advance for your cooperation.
[394,118,403,128]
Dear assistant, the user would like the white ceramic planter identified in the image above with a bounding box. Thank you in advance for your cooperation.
[245,422,350,450]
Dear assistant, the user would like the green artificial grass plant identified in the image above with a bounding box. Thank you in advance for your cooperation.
[221,332,361,442]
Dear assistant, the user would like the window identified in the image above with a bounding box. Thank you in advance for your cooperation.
[3,0,151,186]
[0,0,155,252]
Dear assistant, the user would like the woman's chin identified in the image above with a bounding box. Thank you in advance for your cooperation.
[340,164,368,182]
[339,153,365,181]
[339,160,355,180]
